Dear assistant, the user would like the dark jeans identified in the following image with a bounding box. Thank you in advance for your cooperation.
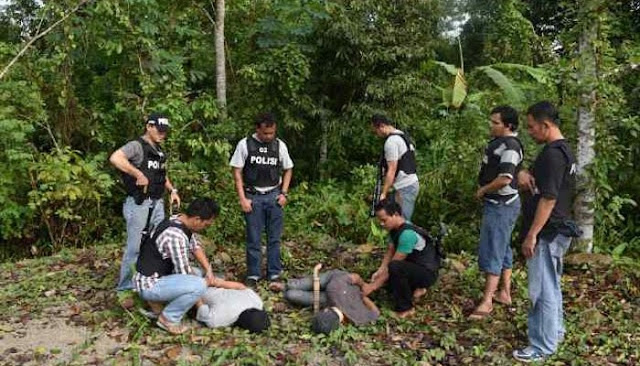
[388,260,437,312]
[244,190,284,279]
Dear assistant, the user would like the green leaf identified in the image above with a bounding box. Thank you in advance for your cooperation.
[451,69,467,108]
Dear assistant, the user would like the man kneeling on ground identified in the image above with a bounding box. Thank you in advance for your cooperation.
[273,269,380,334]
[362,199,441,318]
[135,198,231,334]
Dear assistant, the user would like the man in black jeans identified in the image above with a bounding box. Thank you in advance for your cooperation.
[363,200,440,318]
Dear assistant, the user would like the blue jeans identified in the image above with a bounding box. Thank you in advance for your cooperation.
[244,190,284,279]
[139,274,206,324]
[478,198,520,275]
[117,197,165,291]
[394,182,419,220]
[527,234,571,355]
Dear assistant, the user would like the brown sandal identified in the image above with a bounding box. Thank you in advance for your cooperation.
[156,316,188,335]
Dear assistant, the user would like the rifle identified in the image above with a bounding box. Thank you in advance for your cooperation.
[370,157,384,217]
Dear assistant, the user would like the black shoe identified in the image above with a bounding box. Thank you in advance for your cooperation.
[245,276,260,288]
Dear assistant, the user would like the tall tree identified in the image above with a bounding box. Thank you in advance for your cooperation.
[215,0,227,119]
[573,0,602,252]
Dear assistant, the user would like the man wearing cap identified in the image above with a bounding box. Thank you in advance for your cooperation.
[230,112,294,287]
[110,113,181,291]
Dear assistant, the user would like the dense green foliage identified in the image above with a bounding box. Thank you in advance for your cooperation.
[0,0,638,260]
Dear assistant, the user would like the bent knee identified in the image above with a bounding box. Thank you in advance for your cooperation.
[388,260,404,273]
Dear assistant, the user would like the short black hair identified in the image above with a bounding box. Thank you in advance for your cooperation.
[311,309,340,334]
[371,114,392,128]
[490,105,519,131]
[255,112,276,128]
[235,308,270,333]
[185,198,220,220]
[526,101,560,126]
[374,199,403,217]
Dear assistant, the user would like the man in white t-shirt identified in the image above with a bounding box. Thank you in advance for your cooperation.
[229,112,294,287]
[370,114,420,220]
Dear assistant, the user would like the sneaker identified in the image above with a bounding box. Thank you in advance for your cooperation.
[268,274,281,281]
[513,346,545,363]
[245,276,260,288]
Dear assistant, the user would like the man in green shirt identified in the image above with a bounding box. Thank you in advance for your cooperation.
[363,199,440,317]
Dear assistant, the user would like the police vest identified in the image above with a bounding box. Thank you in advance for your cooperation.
[136,219,193,278]
[390,223,442,272]
[242,136,281,188]
[122,138,167,201]
[478,136,523,198]
[380,132,417,178]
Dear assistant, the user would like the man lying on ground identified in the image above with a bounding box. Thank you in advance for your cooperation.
[271,269,380,334]
[195,287,270,334]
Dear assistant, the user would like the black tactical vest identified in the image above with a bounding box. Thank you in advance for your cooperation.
[242,136,281,188]
[390,223,442,272]
[380,132,417,178]
[122,137,167,202]
[136,219,193,278]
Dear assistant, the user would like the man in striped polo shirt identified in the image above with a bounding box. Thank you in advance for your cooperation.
[469,106,523,320]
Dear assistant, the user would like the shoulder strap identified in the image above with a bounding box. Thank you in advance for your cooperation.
[151,218,193,243]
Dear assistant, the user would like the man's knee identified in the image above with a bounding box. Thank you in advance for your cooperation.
[388,260,405,275]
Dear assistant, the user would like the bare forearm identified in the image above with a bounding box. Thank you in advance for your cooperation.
[281,169,292,193]
[109,150,142,179]
[527,198,556,238]
[382,168,396,196]
[479,176,512,196]
[362,296,380,315]
[193,247,212,275]
[232,168,247,201]
[164,177,175,192]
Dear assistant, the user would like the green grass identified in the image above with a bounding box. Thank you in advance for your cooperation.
[1,238,639,365]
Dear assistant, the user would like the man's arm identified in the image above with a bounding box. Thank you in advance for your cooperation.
[381,160,397,200]
[164,177,181,206]
[362,296,380,316]
[363,244,395,295]
[232,167,252,213]
[475,176,512,200]
[277,168,293,207]
[109,149,148,187]
[209,277,247,290]
[522,198,556,258]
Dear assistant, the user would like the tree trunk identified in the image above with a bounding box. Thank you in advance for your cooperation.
[574,1,599,253]
[215,0,226,119]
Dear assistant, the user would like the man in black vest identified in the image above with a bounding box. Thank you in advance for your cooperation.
[469,106,523,320]
[134,198,243,334]
[513,101,577,362]
[362,200,440,318]
[110,113,180,291]
[370,115,419,220]
[230,112,294,287]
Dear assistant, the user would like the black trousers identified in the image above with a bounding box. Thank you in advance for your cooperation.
[388,260,437,312]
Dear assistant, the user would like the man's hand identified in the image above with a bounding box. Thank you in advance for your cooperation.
[277,193,287,207]
[522,234,537,258]
[379,193,387,202]
[361,283,375,297]
[230,281,247,290]
[474,187,485,200]
[136,173,149,187]
[518,170,537,195]
[370,267,387,282]
[239,197,253,213]
[170,190,181,207]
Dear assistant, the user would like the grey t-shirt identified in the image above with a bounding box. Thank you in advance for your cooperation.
[119,138,145,167]
[326,272,379,326]
[196,288,263,328]
[384,130,419,189]
[229,134,294,193]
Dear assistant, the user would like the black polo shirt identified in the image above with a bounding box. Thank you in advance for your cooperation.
[521,139,576,241]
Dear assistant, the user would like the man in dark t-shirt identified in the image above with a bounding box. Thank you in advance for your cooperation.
[513,102,577,363]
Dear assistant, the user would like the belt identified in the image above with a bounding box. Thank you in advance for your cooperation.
[485,194,519,205]
[244,187,279,195]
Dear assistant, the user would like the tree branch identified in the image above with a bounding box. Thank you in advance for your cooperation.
[0,0,91,81]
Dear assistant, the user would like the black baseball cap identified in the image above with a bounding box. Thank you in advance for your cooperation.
[147,113,170,132]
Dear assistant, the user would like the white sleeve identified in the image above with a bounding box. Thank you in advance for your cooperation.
[279,140,294,170]
[229,138,248,168]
